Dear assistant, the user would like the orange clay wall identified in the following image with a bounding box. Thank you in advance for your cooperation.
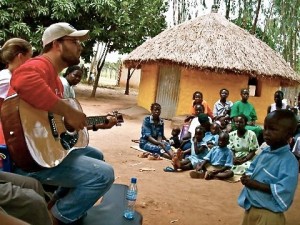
[137,64,159,112]
[177,68,280,125]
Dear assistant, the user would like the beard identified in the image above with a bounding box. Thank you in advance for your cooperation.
[60,44,81,66]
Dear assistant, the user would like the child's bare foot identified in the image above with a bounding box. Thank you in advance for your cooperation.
[148,153,162,160]
[176,149,184,161]
[138,152,150,158]
[172,156,181,170]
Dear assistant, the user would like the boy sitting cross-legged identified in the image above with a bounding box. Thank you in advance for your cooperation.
[190,131,234,180]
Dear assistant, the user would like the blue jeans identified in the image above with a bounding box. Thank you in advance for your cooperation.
[14,146,115,223]
[140,141,171,155]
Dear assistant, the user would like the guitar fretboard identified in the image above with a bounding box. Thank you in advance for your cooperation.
[86,116,108,126]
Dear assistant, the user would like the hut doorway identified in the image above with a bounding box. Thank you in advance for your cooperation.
[156,65,180,119]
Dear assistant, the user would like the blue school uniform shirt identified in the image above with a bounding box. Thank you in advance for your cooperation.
[203,132,219,145]
[238,144,298,212]
[139,115,164,146]
[203,146,233,167]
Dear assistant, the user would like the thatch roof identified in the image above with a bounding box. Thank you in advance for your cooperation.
[123,13,300,83]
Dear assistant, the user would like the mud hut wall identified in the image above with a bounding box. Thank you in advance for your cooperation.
[176,68,247,116]
[137,64,159,111]
[248,79,280,124]
[176,68,280,124]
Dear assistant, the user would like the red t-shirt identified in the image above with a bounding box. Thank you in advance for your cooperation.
[11,56,63,111]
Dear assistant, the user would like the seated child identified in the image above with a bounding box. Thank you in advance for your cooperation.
[215,115,232,133]
[190,132,234,180]
[238,110,299,225]
[139,103,173,159]
[204,122,220,149]
[171,126,208,171]
[168,126,181,149]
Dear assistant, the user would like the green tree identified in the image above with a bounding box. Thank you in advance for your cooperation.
[0,0,168,96]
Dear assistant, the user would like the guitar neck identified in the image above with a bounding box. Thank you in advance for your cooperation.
[86,116,108,126]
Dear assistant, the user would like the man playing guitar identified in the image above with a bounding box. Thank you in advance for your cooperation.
[8,22,117,225]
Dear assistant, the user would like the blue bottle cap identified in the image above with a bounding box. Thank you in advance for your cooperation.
[131,177,137,183]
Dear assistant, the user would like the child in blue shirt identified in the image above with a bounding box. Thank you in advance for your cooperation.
[171,126,208,171]
[238,110,298,225]
[190,132,234,180]
[139,103,173,159]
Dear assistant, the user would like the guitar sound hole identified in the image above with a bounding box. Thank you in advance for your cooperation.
[60,132,79,150]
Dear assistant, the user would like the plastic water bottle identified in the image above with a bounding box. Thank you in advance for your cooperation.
[123,177,138,220]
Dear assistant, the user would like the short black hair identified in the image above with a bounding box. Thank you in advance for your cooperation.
[192,91,203,100]
[234,114,248,124]
[274,90,284,98]
[219,88,229,94]
[64,65,82,77]
[240,88,249,94]
[150,103,161,110]
[266,110,297,136]
[219,131,229,140]
[195,125,206,134]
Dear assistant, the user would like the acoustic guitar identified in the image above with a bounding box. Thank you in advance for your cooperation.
[1,94,123,172]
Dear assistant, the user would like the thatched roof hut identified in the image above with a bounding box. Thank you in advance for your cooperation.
[124,13,299,83]
[123,13,300,123]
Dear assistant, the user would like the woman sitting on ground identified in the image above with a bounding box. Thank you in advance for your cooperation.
[228,114,259,176]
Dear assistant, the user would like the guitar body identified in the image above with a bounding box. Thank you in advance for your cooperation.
[1,95,88,171]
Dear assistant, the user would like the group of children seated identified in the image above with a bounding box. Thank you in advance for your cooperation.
[138,88,300,181]
[138,89,300,224]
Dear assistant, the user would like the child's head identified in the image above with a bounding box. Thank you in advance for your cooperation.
[171,126,181,137]
[194,126,205,141]
[210,122,220,135]
[240,88,249,102]
[150,103,161,118]
[274,90,284,104]
[219,88,229,100]
[194,103,204,115]
[198,113,211,131]
[263,110,297,148]
[192,91,203,104]
[218,132,229,148]
[218,116,229,128]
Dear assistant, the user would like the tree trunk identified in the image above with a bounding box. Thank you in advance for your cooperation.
[251,0,262,34]
[125,68,131,95]
[124,68,136,95]
[225,0,231,19]
[90,43,110,98]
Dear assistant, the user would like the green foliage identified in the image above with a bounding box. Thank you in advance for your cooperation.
[0,0,167,61]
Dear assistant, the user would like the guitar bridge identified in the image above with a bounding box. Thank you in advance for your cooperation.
[48,112,59,139]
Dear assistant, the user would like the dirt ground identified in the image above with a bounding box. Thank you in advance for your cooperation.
[75,83,300,225]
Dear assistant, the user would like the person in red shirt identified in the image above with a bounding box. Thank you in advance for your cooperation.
[10,22,116,224]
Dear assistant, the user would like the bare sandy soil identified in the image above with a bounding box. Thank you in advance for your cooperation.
[75,83,300,225]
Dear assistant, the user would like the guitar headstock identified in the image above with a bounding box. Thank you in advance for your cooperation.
[111,111,124,126]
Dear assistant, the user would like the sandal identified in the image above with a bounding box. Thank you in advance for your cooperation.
[163,166,176,172]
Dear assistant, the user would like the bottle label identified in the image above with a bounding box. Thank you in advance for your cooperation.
[126,190,137,201]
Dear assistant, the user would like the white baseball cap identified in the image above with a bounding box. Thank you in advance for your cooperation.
[42,22,89,47]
